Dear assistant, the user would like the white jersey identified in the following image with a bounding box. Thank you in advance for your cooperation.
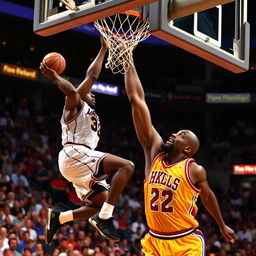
[60,101,100,150]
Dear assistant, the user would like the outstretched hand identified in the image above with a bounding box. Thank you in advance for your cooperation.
[220,225,237,243]
[100,35,108,49]
[131,43,137,53]
[39,62,57,80]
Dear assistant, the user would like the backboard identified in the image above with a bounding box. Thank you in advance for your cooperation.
[33,0,158,36]
[146,0,250,73]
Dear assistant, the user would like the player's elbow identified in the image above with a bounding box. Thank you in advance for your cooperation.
[67,88,78,98]
[127,93,143,105]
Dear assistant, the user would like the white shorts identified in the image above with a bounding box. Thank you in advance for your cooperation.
[58,144,110,203]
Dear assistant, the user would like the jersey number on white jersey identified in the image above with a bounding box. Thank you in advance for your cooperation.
[91,115,101,137]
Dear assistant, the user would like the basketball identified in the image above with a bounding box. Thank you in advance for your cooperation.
[42,52,66,75]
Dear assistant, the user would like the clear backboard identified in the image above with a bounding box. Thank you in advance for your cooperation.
[33,0,158,36]
[146,0,250,73]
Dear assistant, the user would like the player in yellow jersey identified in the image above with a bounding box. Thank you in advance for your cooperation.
[124,51,237,255]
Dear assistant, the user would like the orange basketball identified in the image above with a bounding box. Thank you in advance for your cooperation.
[42,52,66,75]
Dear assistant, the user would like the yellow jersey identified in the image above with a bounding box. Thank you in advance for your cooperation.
[144,153,201,239]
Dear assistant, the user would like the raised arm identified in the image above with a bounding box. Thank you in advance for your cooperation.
[124,58,163,166]
[40,37,107,121]
[76,36,108,99]
[39,62,80,112]
[189,162,237,243]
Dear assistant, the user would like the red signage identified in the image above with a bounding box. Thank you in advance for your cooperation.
[1,63,38,80]
[167,92,204,102]
[233,165,256,175]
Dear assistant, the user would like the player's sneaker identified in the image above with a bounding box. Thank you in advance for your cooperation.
[89,213,120,242]
[45,208,60,245]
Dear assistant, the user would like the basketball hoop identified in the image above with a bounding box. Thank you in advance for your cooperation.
[94,10,150,74]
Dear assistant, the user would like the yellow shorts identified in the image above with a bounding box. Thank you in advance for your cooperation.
[141,229,205,256]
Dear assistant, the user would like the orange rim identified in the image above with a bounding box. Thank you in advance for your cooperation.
[119,10,143,18]
[94,21,150,38]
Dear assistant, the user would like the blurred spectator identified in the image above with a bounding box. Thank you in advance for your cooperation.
[67,250,81,256]
[131,215,146,235]
[114,247,122,256]
[81,245,94,255]
[17,99,30,118]
[23,248,33,256]
[127,195,141,211]
[130,227,143,243]
[0,199,6,213]
[58,242,74,256]
[33,216,46,240]
[94,245,105,256]
[119,238,131,255]
[0,168,11,184]
[55,237,68,254]
[66,191,83,209]
[230,206,242,223]
[20,220,37,242]
[117,213,130,239]
[237,224,253,242]
[3,249,13,256]
[0,237,4,256]
[209,234,221,253]
[30,161,50,190]
[18,231,32,253]
[8,238,22,256]
[65,232,77,249]
[6,193,15,209]
[23,240,35,255]
[49,173,68,204]
[31,243,44,256]
[11,200,25,216]
[11,164,29,188]
[2,158,14,176]
[0,112,14,128]
[0,227,9,250]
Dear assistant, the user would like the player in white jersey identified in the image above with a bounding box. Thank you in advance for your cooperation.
[39,37,134,243]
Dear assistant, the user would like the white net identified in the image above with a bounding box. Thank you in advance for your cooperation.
[94,11,150,74]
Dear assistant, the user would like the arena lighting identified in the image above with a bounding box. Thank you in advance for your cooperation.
[29,46,36,52]
[233,165,256,175]
[0,0,33,19]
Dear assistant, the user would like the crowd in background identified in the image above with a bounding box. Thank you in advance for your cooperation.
[0,94,256,256]
[210,118,256,170]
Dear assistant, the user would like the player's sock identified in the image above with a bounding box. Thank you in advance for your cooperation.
[59,210,73,224]
[99,202,114,219]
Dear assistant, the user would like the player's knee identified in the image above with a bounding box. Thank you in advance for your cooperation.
[124,160,134,176]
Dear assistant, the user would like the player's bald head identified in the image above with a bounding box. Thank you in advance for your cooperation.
[184,130,200,156]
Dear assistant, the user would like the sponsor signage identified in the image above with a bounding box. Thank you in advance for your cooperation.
[206,93,251,103]
[167,93,204,102]
[233,165,256,175]
[91,82,119,96]
[145,90,164,100]
[1,63,38,80]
